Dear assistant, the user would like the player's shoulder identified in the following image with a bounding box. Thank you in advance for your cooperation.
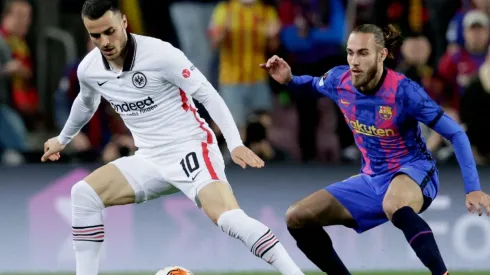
[132,33,184,66]
[317,65,348,92]
[327,65,349,77]
[324,65,349,82]
[395,72,429,103]
[76,47,102,79]
[133,33,178,56]
[397,73,422,91]
[396,71,420,91]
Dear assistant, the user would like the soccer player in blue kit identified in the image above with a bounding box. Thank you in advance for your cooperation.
[261,24,490,275]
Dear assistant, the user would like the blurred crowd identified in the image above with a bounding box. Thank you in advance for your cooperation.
[1,0,490,167]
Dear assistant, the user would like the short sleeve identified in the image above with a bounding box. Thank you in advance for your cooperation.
[402,80,443,128]
[157,42,206,95]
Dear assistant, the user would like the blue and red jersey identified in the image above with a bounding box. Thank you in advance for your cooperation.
[288,65,480,193]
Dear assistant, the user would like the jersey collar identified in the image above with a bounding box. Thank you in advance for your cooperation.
[101,31,137,72]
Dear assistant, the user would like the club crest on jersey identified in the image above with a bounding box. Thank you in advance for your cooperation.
[132,72,147,88]
[378,106,393,120]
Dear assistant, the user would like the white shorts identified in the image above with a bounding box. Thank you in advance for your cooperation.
[110,141,229,206]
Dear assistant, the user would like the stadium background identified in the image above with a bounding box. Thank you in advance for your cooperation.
[0,0,489,274]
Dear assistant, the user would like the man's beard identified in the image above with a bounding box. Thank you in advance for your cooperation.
[353,62,378,89]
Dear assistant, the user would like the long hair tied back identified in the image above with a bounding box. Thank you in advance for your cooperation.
[352,24,403,59]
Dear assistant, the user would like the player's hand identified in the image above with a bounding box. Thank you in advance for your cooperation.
[41,137,66,162]
[231,146,265,169]
[465,191,490,216]
[259,55,293,84]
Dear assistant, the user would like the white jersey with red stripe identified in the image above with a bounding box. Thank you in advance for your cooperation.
[57,33,243,204]
[72,33,221,157]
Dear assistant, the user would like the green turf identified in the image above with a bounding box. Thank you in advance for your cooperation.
[2,272,489,275]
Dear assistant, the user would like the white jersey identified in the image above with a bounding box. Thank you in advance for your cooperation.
[58,33,243,156]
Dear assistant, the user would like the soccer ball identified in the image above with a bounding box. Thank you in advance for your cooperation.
[156,266,194,275]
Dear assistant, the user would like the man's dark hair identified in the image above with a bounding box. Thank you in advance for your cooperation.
[352,24,403,59]
[81,0,120,20]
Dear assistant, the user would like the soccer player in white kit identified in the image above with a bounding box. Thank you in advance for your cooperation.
[40,1,305,275]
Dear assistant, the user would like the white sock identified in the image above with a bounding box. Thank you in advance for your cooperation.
[71,181,105,275]
[218,209,304,275]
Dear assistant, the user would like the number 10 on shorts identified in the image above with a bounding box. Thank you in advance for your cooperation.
[180,152,200,178]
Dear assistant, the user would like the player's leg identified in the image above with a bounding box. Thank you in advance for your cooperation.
[198,181,304,275]
[169,142,303,275]
[72,155,169,275]
[286,174,387,275]
[286,189,354,275]
[383,168,448,275]
[71,163,134,275]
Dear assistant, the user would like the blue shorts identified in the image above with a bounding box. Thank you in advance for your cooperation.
[325,160,439,234]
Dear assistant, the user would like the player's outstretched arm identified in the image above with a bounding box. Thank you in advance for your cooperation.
[259,55,293,84]
[41,70,101,162]
[157,41,264,169]
[405,84,490,216]
[429,113,490,216]
[260,55,331,99]
[192,81,264,169]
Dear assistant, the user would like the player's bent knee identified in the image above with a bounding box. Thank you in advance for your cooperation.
[382,200,404,220]
[71,181,105,212]
[383,197,424,220]
[382,192,411,219]
[285,203,313,229]
[382,193,421,220]
[285,204,302,228]
[383,174,424,220]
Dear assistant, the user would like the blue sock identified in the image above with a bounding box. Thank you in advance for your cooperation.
[392,206,448,275]
[288,226,351,275]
